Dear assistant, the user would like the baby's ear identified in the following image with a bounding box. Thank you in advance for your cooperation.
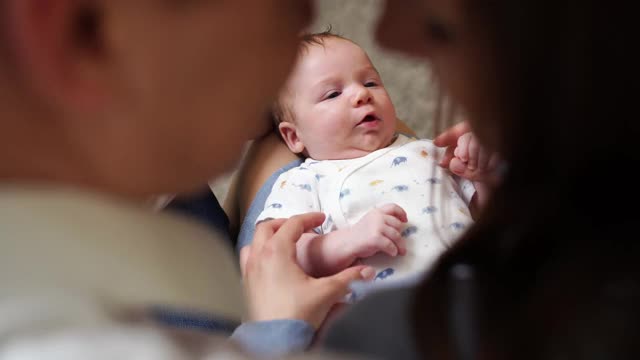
[279,122,305,154]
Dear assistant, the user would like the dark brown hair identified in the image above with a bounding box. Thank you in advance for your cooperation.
[412,1,639,358]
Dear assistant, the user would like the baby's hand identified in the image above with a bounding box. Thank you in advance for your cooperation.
[347,203,408,259]
[450,132,500,183]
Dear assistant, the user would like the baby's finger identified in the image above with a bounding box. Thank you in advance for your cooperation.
[377,203,408,222]
[376,236,399,257]
[434,121,471,147]
[382,226,406,255]
[381,225,401,242]
[383,214,404,230]
[450,157,467,177]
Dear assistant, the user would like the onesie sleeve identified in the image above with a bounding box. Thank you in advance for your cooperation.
[256,166,321,227]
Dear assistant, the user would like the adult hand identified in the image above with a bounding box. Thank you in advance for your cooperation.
[240,213,375,329]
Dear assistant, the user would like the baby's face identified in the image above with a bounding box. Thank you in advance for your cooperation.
[282,38,397,160]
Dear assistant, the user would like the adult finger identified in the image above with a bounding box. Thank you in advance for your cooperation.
[477,145,490,171]
[466,136,480,170]
[239,245,251,276]
[272,212,326,255]
[320,265,376,302]
[488,153,501,171]
[301,265,375,328]
[433,121,471,147]
[439,145,456,168]
[252,218,286,257]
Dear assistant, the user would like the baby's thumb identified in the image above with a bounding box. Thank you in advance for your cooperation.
[450,157,468,176]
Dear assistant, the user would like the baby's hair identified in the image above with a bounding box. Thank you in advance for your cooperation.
[272,26,351,128]
[299,26,350,55]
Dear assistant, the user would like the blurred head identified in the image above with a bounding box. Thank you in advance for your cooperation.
[376,0,634,185]
[275,32,397,160]
[377,0,636,358]
[0,0,312,197]
[376,0,502,152]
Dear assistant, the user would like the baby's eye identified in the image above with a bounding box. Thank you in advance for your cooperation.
[325,91,341,100]
[364,81,378,87]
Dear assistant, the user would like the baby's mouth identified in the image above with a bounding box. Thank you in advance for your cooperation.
[357,114,380,126]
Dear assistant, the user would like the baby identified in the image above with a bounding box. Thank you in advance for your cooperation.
[256,31,490,290]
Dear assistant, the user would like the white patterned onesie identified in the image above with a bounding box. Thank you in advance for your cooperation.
[257,134,475,287]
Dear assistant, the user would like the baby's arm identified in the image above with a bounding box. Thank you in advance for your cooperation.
[296,204,408,277]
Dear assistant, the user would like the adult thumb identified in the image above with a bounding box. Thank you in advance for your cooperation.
[239,245,251,276]
[321,266,376,301]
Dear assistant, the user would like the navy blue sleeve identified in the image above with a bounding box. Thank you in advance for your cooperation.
[164,187,233,247]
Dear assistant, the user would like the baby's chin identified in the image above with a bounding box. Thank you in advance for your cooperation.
[360,132,396,150]
[309,142,392,160]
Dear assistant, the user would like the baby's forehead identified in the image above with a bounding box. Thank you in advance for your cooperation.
[283,37,378,96]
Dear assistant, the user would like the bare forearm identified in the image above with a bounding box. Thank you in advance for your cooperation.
[296,229,356,277]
